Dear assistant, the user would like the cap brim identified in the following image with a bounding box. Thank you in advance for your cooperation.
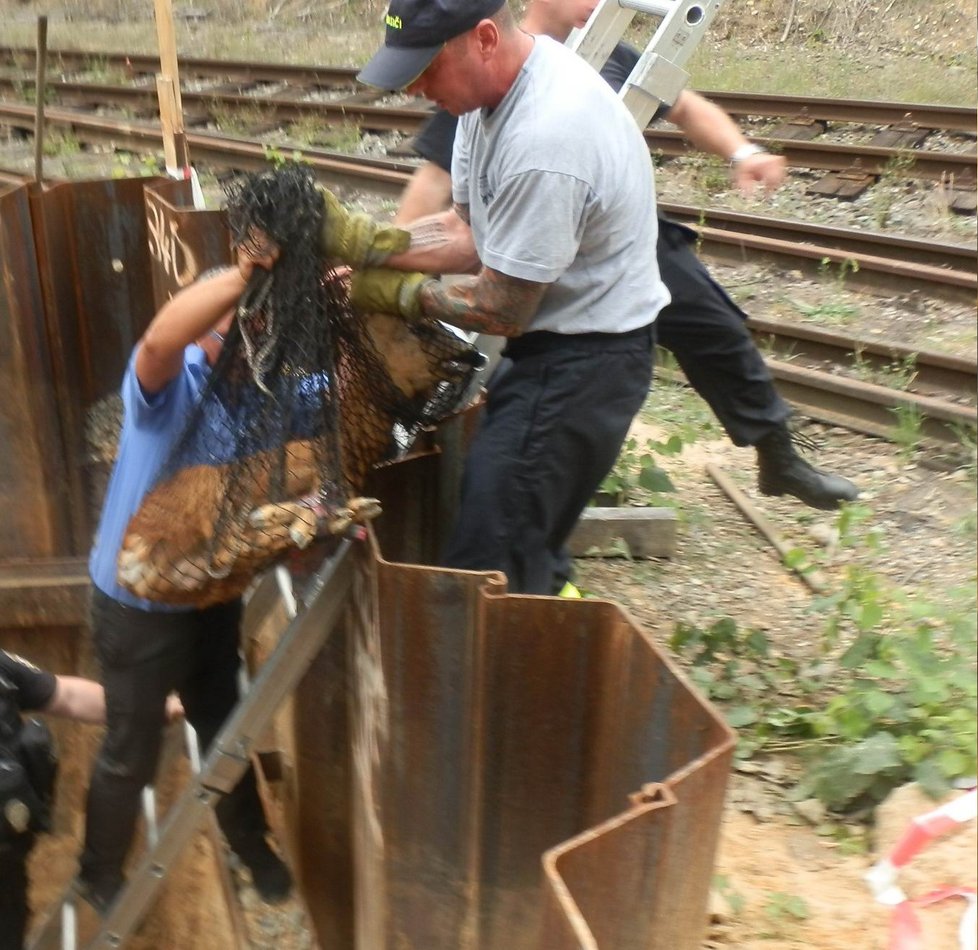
[356,42,444,91]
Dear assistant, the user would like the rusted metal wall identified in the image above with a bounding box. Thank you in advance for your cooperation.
[0,185,73,560]
[144,178,229,307]
[246,447,735,950]
[0,176,229,567]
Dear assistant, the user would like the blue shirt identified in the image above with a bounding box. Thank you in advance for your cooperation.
[88,345,216,611]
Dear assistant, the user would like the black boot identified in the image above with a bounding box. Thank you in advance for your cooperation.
[755,426,859,510]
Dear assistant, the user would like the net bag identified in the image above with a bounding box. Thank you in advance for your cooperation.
[117,163,484,608]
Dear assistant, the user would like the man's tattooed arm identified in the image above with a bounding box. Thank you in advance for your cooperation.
[418,267,546,337]
[388,206,479,274]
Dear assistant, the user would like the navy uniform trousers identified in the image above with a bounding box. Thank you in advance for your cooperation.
[656,218,790,446]
[442,324,655,595]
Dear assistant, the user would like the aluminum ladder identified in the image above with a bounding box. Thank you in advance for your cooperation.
[566,0,727,127]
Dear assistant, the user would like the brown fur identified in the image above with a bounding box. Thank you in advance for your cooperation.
[117,314,473,607]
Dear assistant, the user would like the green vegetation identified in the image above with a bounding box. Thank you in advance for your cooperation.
[41,128,81,157]
[208,98,273,136]
[889,403,925,461]
[849,352,917,392]
[686,42,976,105]
[670,502,978,814]
[287,116,363,152]
[596,434,681,506]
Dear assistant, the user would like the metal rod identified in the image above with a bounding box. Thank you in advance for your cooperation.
[32,15,47,182]
[618,0,677,16]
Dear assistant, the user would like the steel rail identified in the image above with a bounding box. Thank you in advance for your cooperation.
[765,356,976,444]
[2,45,977,132]
[660,357,976,445]
[0,77,433,134]
[0,101,413,196]
[658,201,977,273]
[744,316,978,400]
[0,46,362,87]
[689,223,977,302]
[687,91,978,134]
[643,128,977,180]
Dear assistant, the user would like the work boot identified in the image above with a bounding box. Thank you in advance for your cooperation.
[755,426,859,511]
[232,833,293,904]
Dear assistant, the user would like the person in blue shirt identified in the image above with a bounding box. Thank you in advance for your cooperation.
[78,243,292,913]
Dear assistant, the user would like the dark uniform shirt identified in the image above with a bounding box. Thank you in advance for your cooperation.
[0,651,56,713]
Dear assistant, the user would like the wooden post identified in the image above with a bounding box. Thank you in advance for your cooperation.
[153,0,190,171]
[33,15,48,182]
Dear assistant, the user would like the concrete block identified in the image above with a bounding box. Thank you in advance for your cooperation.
[568,506,677,559]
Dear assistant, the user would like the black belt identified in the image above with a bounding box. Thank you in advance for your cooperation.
[504,323,654,359]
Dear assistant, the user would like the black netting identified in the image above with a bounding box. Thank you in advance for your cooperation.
[117,162,484,608]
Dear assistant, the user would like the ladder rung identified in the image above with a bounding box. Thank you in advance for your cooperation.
[618,0,679,16]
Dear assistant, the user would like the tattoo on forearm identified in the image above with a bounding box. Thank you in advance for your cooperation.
[419,268,545,337]
[407,216,451,249]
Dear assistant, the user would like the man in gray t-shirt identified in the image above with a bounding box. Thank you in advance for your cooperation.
[322,0,667,594]
[451,34,668,334]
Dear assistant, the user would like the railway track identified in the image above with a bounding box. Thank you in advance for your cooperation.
[2,45,977,132]
[1,51,974,449]
[1,67,976,187]
[2,98,974,299]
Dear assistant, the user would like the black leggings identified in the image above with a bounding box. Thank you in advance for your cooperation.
[80,591,268,885]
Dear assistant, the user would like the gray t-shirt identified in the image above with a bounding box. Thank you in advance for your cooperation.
[452,35,669,335]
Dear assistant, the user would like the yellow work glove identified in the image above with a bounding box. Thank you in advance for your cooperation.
[349,268,434,322]
[318,186,411,267]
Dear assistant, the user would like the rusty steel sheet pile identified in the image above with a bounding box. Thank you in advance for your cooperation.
[247,452,735,950]
[0,184,69,560]
[0,177,197,562]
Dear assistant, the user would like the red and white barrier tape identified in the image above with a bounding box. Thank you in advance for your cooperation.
[865,788,977,950]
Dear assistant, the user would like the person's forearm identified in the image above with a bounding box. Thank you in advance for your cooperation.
[387,208,481,275]
[393,161,453,225]
[419,267,546,337]
[143,267,246,354]
[135,267,246,393]
[667,89,751,161]
[46,677,106,724]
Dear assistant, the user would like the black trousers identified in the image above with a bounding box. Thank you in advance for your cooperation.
[81,590,269,886]
[656,219,790,446]
[442,325,655,595]
[0,838,32,950]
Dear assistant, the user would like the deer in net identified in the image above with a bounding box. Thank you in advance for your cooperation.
[115,165,483,608]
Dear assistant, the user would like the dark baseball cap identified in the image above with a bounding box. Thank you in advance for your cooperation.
[357,0,506,91]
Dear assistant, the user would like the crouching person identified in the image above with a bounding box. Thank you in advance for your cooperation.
[0,650,104,950]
